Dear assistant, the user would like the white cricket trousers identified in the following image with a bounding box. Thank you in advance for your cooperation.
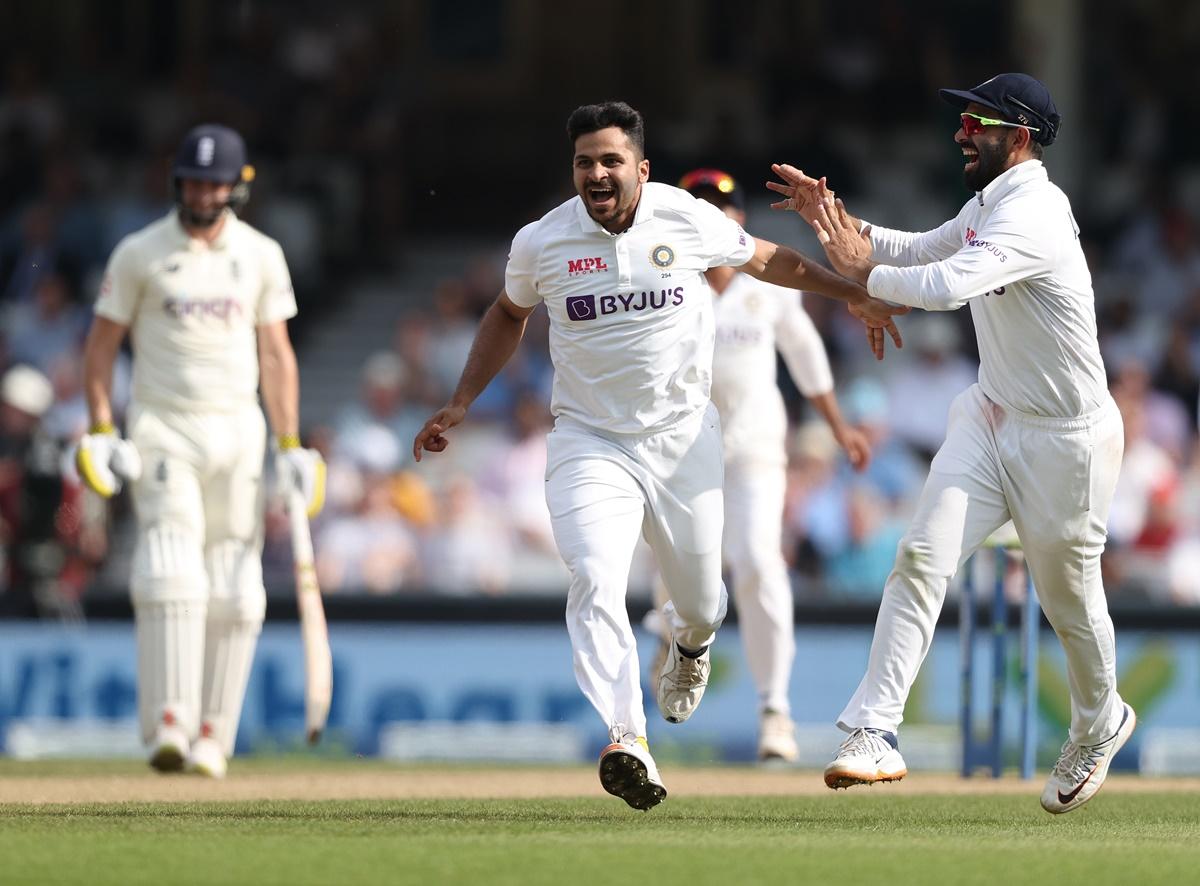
[723,458,794,716]
[839,384,1127,745]
[546,404,729,739]
[128,401,268,753]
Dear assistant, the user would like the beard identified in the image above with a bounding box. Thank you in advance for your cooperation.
[179,204,224,228]
[963,136,1011,191]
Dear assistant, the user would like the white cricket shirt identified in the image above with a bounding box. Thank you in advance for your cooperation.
[710,274,833,460]
[505,182,755,434]
[864,160,1107,418]
[95,210,298,412]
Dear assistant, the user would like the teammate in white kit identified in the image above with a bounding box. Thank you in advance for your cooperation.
[655,168,871,762]
[771,73,1134,813]
[78,124,325,777]
[413,102,904,810]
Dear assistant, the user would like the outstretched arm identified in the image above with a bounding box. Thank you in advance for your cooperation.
[739,237,907,359]
[413,292,535,461]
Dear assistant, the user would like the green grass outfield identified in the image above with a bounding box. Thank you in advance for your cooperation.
[1,761,1197,886]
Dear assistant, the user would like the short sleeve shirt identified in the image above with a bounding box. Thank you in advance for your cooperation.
[504,182,754,434]
[95,210,297,411]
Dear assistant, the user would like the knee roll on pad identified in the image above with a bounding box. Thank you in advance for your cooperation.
[131,524,207,603]
[206,539,266,622]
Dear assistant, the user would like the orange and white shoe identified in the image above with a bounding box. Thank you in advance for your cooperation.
[598,727,667,811]
[823,727,907,789]
[1040,703,1136,814]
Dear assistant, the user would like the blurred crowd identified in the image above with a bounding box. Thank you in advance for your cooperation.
[1,1,1198,612]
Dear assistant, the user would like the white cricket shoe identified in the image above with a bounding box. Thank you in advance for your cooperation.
[148,723,189,774]
[187,736,228,779]
[1040,703,1136,815]
[598,727,667,811]
[823,727,907,789]
[758,710,799,763]
[656,642,711,723]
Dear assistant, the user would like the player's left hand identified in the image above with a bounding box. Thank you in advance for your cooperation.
[834,425,873,472]
[766,163,833,226]
[275,442,327,517]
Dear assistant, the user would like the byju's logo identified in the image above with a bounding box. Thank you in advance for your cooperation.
[565,289,684,322]
[565,294,597,321]
[567,257,609,276]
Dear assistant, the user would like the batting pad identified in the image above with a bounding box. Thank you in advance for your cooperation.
[135,599,206,744]
[200,616,262,755]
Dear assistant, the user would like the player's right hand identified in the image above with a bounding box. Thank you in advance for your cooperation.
[413,405,467,462]
[75,425,142,498]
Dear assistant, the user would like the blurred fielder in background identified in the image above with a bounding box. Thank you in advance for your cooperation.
[78,124,326,778]
[645,168,871,762]
[414,102,903,810]
[773,72,1133,814]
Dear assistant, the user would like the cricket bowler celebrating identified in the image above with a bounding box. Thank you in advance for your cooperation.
[414,102,904,810]
[771,73,1133,813]
[79,124,326,777]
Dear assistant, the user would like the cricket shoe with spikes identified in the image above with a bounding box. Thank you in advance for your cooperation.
[148,719,189,774]
[656,642,711,723]
[598,727,667,811]
[187,735,228,779]
[1040,702,1136,814]
[823,727,907,789]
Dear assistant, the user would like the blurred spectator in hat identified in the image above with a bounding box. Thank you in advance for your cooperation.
[884,314,977,461]
[333,350,425,468]
[0,364,88,618]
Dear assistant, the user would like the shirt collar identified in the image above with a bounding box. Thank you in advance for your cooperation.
[573,183,654,236]
[170,208,236,251]
[976,159,1046,207]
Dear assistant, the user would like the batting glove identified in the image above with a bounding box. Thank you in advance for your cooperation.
[274,434,327,517]
[75,422,143,498]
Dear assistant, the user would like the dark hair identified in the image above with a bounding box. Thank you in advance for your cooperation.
[1031,141,1044,160]
[566,102,645,157]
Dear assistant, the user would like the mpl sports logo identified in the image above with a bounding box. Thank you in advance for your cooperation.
[567,256,609,277]
[565,288,684,322]
[964,227,1008,262]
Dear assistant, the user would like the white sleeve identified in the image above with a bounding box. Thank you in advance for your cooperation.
[866,199,1057,311]
[867,214,964,267]
[93,237,143,324]
[691,197,755,268]
[775,291,834,397]
[255,239,299,325]
[504,221,543,308]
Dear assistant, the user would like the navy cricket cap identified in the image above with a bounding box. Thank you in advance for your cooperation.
[173,124,248,183]
[679,168,745,211]
[939,73,1061,146]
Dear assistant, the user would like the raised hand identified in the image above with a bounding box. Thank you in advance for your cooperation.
[767,163,832,226]
[811,196,875,283]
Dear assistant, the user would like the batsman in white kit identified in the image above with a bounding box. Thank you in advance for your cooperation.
[413,102,902,810]
[646,168,871,762]
[79,124,326,777]
[771,73,1134,813]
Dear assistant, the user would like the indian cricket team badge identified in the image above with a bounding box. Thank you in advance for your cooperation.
[650,244,675,269]
[744,292,762,314]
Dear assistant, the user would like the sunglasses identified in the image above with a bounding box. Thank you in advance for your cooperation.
[959,112,1041,137]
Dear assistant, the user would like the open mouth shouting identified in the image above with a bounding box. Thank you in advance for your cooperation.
[587,182,617,213]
